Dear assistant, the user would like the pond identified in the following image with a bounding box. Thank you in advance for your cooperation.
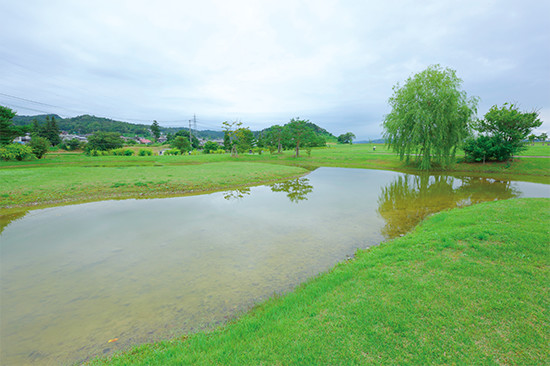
[1,167,549,365]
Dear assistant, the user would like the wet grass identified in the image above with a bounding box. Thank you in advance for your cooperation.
[88,198,550,365]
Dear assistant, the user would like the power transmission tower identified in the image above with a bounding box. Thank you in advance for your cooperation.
[188,119,192,146]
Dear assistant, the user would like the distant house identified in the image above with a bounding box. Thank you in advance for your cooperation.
[157,135,167,144]
[61,134,87,142]
[13,133,31,144]
[138,138,152,145]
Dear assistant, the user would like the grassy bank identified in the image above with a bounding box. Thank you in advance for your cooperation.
[0,162,307,209]
[1,144,548,211]
[89,198,550,365]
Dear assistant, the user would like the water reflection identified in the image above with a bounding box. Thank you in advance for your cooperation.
[377,174,520,239]
[270,178,314,203]
[0,210,28,235]
[223,187,251,200]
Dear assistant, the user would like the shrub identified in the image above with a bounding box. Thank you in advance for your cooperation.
[463,136,515,163]
[163,149,181,155]
[0,144,35,161]
[112,148,135,156]
[29,136,50,159]
[138,148,153,156]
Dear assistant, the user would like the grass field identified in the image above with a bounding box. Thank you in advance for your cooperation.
[1,144,548,211]
[0,162,307,208]
[2,142,549,365]
[88,198,550,365]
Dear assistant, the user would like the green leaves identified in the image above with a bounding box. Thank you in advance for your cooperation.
[383,65,478,170]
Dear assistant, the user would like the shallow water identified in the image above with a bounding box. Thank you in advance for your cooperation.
[1,168,548,365]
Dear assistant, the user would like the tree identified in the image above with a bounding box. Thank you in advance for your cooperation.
[202,140,219,154]
[174,129,199,149]
[382,64,478,170]
[36,116,62,146]
[264,125,285,154]
[285,118,315,157]
[528,134,537,146]
[151,120,161,141]
[171,136,191,153]
[0,106,17,145]
[337,132,356,144]
[235,126,254,153]
[539,132,548,146]
[86,132,124,151]
[472,103,542,161]
[222,120,243,157]
[29,136,49,159]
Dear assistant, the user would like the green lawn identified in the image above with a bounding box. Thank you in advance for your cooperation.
[1,144,549,210]
[89,198,550,365]
[0,162,307,208]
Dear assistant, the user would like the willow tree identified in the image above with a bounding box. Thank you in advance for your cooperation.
[383,65,478,170]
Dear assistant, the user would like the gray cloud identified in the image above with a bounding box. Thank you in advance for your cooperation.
[1,0,548,139]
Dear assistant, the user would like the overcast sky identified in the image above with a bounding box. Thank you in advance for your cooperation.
[1,0,548,139]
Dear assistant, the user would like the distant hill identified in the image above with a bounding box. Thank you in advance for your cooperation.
[355,138,385,144]
[12,114,217,139]
[12,114,338,142]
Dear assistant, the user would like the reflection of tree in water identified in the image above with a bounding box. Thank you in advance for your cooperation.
[377,174,519,239]
[222,187,251,201]
[270,178,313,203]
[0,209,29,235]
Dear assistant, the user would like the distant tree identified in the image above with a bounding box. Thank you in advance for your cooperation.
[202,140,219,154]
[468,103,542,161]
[66,138,82,151]
[528,134,537,146]
[86,132,124,151]
[172,136,191,153]
[174,129,199,149]
[235,126,254,153]
[151,120,161,141]
[265,125,285,154]
[539,132,548,146]
[222,120,243,157]
[38,116,62,146]
[29,136,50,159]
[0,106,17,145]
[285,118,315,157]
[223,131,231,151]
[383,64,478,170]
[337,132,356,144]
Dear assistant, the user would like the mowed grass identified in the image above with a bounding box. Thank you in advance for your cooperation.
[1,143,549,209]
[0,162,307,208]
[89,198,550,365]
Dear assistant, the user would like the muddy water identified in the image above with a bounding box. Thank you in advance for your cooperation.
[1,168,548,365]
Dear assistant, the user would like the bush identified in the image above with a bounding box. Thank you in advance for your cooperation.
[66,138,82,151]
[203,141,220,154]
[138,148,153,156]
[163,149,181,155]
[112,148,135,156]
[463,136,515,163]
[0,144,35,161]
[86,149,109,156]
[29,136,50,159]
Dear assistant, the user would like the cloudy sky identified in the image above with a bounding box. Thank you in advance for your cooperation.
[1,0,548,139]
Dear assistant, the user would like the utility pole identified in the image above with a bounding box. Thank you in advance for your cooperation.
[188,119,192,146]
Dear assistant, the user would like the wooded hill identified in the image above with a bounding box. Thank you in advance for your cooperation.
[13,114,335,141]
